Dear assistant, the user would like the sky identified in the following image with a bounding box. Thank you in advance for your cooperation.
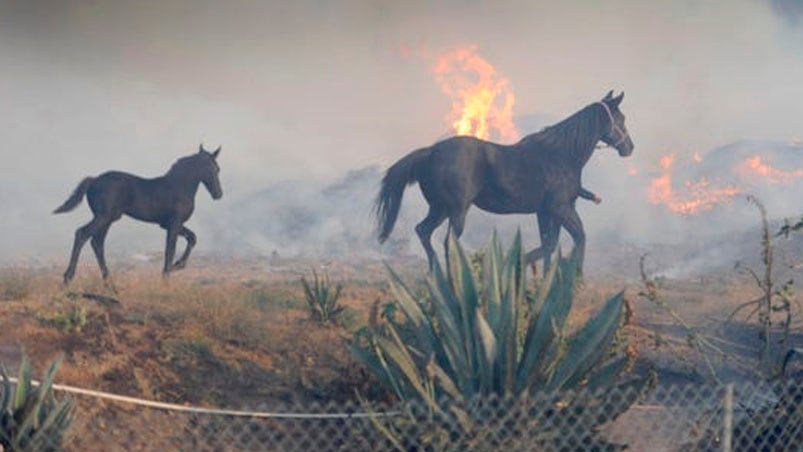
[1,0,802,262]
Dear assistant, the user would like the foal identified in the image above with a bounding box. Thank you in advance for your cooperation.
[54,145,223,284]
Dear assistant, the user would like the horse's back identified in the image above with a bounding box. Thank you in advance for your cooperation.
[85,171,155,213]
[89,171,148,195]
[414,136,503,207]
[427,136,497,171]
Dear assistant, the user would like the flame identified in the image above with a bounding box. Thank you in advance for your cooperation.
[432,45,518,142]
[736,156,803,185]
[648,154,742,215]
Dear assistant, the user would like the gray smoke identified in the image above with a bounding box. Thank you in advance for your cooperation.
[1,0,802,269]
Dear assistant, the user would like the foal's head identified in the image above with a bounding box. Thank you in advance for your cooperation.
[597,91,634,157]
[193,144,223,199]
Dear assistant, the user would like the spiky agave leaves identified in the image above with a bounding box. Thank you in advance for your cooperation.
[350,230,649,449]
[352,230,631,399]
[300,269,344,325]
[0,353,74,452]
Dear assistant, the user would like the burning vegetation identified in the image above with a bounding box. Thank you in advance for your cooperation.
[736,155,803,185]
[432,45,518,142]
[647,154,743,216]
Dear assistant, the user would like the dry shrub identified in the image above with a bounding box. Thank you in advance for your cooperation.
[0,268,35,301]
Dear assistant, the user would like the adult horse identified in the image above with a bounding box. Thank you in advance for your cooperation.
[376,91,633,273]
[54,145,223,284]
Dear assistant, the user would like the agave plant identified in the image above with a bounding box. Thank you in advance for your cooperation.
[0,354,74,452]
[300,269,344,325]
[350,231,650,450]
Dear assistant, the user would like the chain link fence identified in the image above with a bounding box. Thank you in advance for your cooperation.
[6,380,803,451]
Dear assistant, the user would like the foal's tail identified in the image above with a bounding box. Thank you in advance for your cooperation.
[376,147,431,243]
[53,177,94,214]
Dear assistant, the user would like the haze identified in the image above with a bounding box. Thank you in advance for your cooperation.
[1,0,802,263]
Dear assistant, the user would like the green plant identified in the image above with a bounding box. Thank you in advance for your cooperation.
[350,231,650,450]
[300,270,344,325]
[0,354,74,451]
[39,305,87,334]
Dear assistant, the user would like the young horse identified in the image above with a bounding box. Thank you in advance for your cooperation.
[376,91,634,273]
[54,145,223,284]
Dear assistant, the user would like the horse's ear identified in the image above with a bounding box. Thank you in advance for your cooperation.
[612,91,624,107]
[603,90,613,101]
[212,146,221,159]
[199,143,206,153]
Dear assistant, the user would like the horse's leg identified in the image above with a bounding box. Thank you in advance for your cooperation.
[172,226,197,270]
[525,214,560,274]
[541,216,561,275]
[89,222,112,280]
[64,216,106,285]
[443,208,468,263]
[415,206,446,269]
[90,218,121,293]
[551,206,586,275]
[163,225,180,277]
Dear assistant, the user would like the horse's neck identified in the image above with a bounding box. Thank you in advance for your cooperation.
[568,116,606,169]
[571,145,596,169]
[163,168,202,198]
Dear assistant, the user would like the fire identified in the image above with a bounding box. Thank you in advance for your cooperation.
[736,156,803,185]
[432,45,518,142]
[648,154,742,215]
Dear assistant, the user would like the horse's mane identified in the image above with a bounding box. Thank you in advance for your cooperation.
[516,104,604,158]
[167,154,202,175]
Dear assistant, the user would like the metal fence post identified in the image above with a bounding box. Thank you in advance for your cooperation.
[722,383,734,452]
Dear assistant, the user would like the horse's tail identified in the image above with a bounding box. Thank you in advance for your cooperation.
[376,147,431,243]
[53,177,94,214]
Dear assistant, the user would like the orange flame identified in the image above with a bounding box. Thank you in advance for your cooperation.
[735,156,803,185]
[432,45,518,142]
[648,154,742,215]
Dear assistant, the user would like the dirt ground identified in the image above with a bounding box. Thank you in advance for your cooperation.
[0,246,801,412]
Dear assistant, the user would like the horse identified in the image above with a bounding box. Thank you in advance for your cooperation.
[54,144,223,285]
[375,91,633,274]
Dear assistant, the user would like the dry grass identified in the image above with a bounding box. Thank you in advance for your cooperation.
[0,249,798,413]
[0,258,392,408]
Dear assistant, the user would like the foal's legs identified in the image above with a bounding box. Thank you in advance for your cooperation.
[64,216,112,284]
[172,226,197,270]
[89,222,113,280]
[163,225,180,277]
[415,206,446,269]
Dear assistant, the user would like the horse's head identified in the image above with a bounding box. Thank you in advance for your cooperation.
[197,144,223,200]
[598,91,634,157]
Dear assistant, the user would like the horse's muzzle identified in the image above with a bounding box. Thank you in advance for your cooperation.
[616,138,634,157]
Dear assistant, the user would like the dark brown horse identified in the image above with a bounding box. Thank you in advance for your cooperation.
[376,91,633,273]
[54,145,223,284]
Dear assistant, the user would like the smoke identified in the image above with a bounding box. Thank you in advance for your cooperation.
[1,0,802,269]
